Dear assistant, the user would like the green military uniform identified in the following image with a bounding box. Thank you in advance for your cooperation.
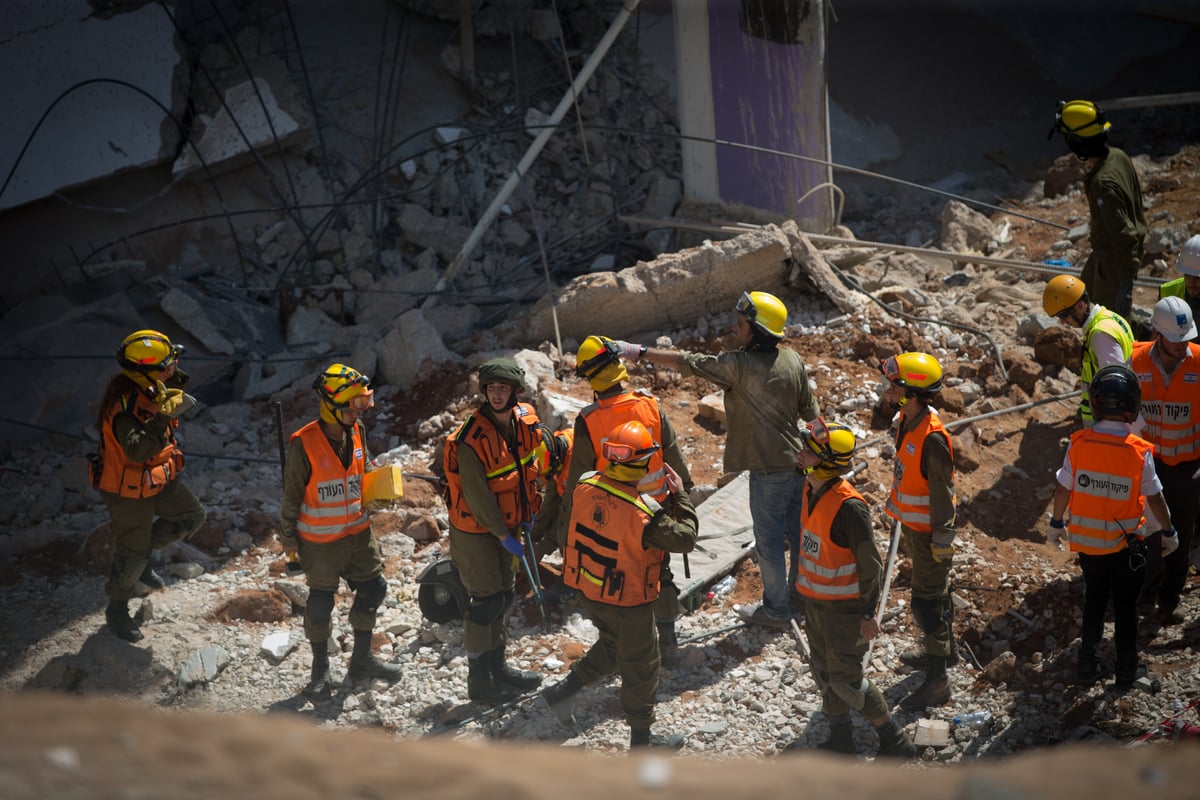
[802,482,886,719]
[100,376,206,602]
[1079,146,1147,322]
[568,488,698,731]
[565,387,693,621]
[449,404,528,657]
[278,420,385,644]
[898,411,956,659]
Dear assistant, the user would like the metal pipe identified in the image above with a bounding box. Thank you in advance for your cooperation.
[425,0,643,308]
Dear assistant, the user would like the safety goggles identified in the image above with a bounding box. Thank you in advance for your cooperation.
[576,339,620,379]
[602,438,658,464]
[735,291,756,321]
[880,355,901,384]
[804,416,834,459]
[344,391,374,412]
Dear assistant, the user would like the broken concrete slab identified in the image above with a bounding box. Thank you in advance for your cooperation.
[374,310,456,390]
[161,288,235,355]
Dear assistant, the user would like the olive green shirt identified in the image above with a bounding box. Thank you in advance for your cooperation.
[1086,146,1147,281]
[811,479,882,619]
[642,490,700,555]
[277,420,373,546]
[678,345,820,473]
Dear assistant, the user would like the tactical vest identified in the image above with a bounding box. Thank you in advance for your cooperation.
[444,403,543,533]
[580,389,668,500]
[93,388,183,499]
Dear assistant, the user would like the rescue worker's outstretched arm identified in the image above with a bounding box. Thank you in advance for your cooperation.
[640,346,685,370]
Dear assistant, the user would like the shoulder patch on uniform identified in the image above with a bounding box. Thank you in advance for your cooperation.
[1185,373,1199,384]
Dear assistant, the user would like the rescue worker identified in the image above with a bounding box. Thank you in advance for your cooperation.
[880,352,957,711]
[1043,274,1134,426]
[566,335,694,662]
[277,364,403,696]
[623,291,820,630]
[788,418,915,758]
[540,420,699,749]
[1047,364,1178,689]
[1159,235,1200,325]
[1049,99,1147,322]
[443,358,544,705]
[528,424,576,603]
[1130,297,1198,626]
[92,330,206,642]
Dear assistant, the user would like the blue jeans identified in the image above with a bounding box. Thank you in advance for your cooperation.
[748,470,804,621]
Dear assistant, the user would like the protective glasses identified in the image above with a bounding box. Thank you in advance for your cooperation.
[804,416,834,460]
[345,392,374,412]
[602,438,658,464]
[880,355,900,383]
[735,291,757,321]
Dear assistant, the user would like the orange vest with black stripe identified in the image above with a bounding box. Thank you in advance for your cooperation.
[563,471,664,607]
[1131,341,1200,465]
[444,403,543,534]
[795,479,863,601]
[886,409,955,533]
[580,389,668,501]
[95,389,183,499]
[292,421,370,543]
[1065,428,1151,555]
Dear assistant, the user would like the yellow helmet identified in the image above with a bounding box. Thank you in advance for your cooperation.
[1052,99,1110,139]
[314,363,374,424]
[576,335,620,379]
[1042,274,1086,317]
[735,291,787,338]
[802,417,856,479]
[117,329,182,376]
[881,352,943,395]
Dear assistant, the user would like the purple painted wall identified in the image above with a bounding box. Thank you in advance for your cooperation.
[707,0,829,227]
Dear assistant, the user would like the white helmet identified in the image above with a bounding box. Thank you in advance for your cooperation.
[1178,235,1200,277]
[1152,296,1197,343]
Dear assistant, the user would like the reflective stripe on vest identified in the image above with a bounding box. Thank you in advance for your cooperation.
[795,479,863,600]
[885,409,955,533]
[1081,308,1134,423]
[563,471,664,607]
[443,403,543,534]
[1131,341,1200,465]
[1064,428,1151,555]
[292,421,369,543]
[581,390,669,501]
[95,388,183,499]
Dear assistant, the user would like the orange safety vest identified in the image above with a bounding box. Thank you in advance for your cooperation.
[444,403,543,534]
[580,389,669,501]
[1065,428,1152,555]
[1131,341,1200,465]
[291,421,370,543]
[886,409,955,532]
[795,479,864,601]
[94,388,183,499]
[537,427,574,498]
[563,471,664,607]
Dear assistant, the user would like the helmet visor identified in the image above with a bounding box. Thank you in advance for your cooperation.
[880,355,900,384]
[346,390,374,412]
[735,291,756,321]
[602,439,659,464]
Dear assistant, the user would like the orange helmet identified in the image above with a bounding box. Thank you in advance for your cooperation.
[602,420,660,464]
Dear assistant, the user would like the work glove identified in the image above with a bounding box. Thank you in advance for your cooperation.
[501,534,525,558]
[1047,516,1066,549]
[1160,528,1180,557]
[930,542,954,563]
[158,388,197,418]
[612,340,645,363]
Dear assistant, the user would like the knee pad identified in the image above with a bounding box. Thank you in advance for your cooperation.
[350,574,388,612]
[181,507,208,538]
[467,591,507,626]
[828,678,868,711]
[910,596,945,634]
[307,588,336,626]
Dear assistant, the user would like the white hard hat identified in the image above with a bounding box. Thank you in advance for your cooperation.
[1178,234,1200,277]
[1152,295,1197,342]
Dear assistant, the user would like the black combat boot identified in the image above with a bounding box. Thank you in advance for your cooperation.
[305,640,334,698]
[105,600,144,643]
[875,717,917,758]
[347,630,403,686]
[900,656,951,711]
[657,619,681,667]
[541,671,584,726]
[817,714,857,754]
[138,563,165,590]
[630,727,685,750]
[487,645,542,692]
[468,654,521,705]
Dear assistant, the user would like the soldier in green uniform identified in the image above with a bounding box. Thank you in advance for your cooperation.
[1050,99,1147,322]
[541,420,698,749]
[92,330,206,642]
[277,364,403,696]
